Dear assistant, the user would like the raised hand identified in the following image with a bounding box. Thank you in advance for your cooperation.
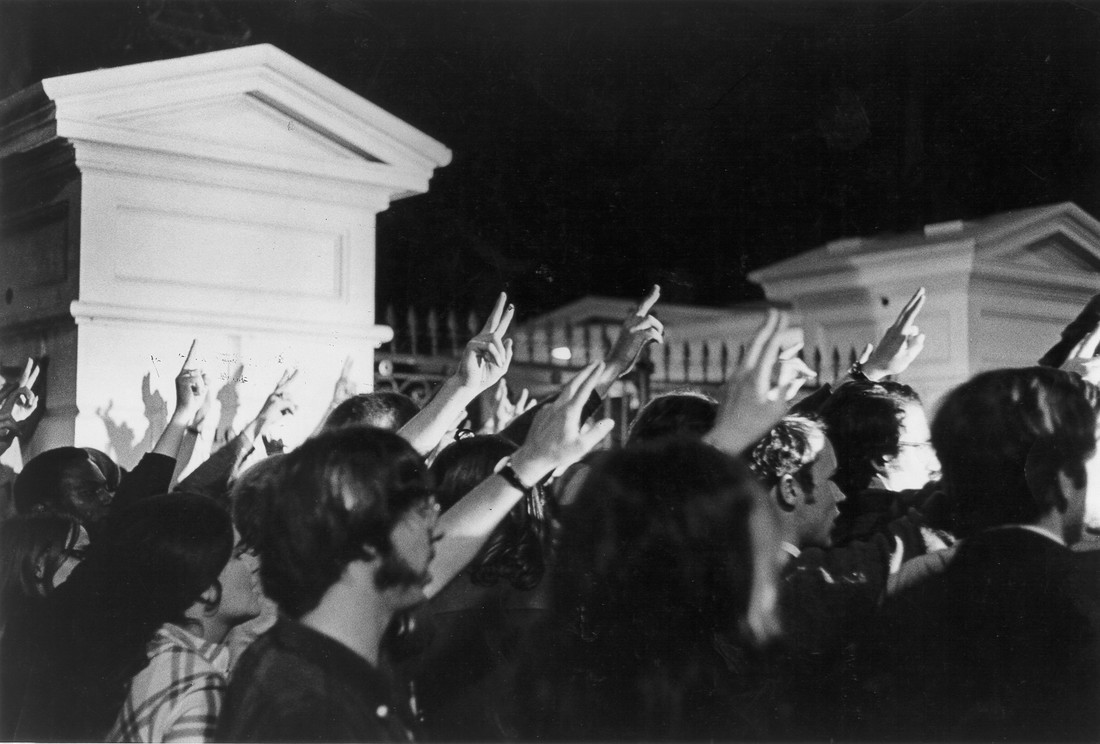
[862,287,927,381]
[480,379,537,434]
[331,356,358,405]
[510,361,615,484]
[0,357,40,424]
[604,285,664,380]
[1060,321,1100,385]
[773,341,817,402]
[255,368,299,435]
[173,340,207,420]
[457,292,515,394]
[704,310,803,455]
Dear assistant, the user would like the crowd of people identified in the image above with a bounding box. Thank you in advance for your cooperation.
[1,284,1099,742]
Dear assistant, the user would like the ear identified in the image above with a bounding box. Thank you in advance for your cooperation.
[33,558,47,581]
[1054,466,1077,514]
[777,475,800,510]
[872,454,892,475]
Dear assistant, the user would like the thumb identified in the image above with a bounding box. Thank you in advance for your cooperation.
[578,418,615,449]
[858,343,874,365]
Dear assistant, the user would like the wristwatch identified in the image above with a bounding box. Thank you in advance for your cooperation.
[495,457,535,493]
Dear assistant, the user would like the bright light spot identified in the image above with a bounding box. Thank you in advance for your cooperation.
[551,346,572,361]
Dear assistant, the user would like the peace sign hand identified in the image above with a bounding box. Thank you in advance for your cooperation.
[1060,321,1100,385]
[457,292,515,395]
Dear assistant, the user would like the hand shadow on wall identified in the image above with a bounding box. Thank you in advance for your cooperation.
[95,373,167,470]
[214,364,243,448]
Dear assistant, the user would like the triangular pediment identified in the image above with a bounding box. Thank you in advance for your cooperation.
[989,233,1100,272]
[101,92,385,165]
[978,203,1100,275]
[1,45,450,194]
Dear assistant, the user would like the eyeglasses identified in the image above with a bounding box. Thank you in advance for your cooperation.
[897,440,933,448]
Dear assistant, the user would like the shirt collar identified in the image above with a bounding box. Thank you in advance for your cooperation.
[989,523,1066,547]
[154,623,229,671]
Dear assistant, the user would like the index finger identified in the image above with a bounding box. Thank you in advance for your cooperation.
[893,287,926,330]
[278,368,299,389]
[493,302,515,339]
[18,358,34,387]
[339,356,354,378]
[635,285,661,317]
[565,362,605,418]
[480,292,508,334]
[24,364,40,391]
[181,339,197,370]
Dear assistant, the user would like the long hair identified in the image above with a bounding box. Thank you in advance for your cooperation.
[0,514,79,624]
[48,493,233,740]
[818,379,921,496]
[429,435,548,591]
[520,438,781,740]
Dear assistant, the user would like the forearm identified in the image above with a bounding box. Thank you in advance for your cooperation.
[425,448,550,597]
[152,409,194,459]
[398,377,475,456]
[176,426,256,498]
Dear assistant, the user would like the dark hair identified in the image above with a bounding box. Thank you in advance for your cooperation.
[520,439,778,740]
[818,380,921,496]
[747,415,826,492]
[49,493,234,740]
[429,435,548,591]
[0,514,79,612]
[323,392,420,432]
[255,426,429,618]
[230,454,286,553]
[13,447,95,516]
[933,367,1097,536]
[626,391,718,446]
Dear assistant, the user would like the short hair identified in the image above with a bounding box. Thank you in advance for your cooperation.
[255,426,430,618]
[746,415,826,492]
[230,454,286,553]
[933,367,1097,535]
[322,392,420,432]
[0,513,79,609]
[818,380,921,496]
[13,447,95,516]
[626,390,718,446]
[429,435,548,591]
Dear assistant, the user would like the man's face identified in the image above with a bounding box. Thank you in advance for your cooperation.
[215,528,263,626]
[377,498,441,609]
[796,437,846,549]
[883,403,941,492]
[58,457,113,525]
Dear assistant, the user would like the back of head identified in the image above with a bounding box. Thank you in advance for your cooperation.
[13,447,93,516]
[528,438,778,738]
[746,414,826,492]
[626,391,718,447]
[230,454,286,553]
[933,367,1097,535]
[323,392,420,432]
[52,492,233,739]
[430,435,549,591]
[255,426,429,618]
[818,380,920,495]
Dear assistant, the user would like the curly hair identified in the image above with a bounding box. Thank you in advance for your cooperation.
[429,435,548,591]
[818,380,922,496]
[255,426,430,618]
[0,514,79,610]
[519,438,780,740]
[746,415,826,492]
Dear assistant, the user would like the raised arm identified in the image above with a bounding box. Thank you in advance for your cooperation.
[425,360,613,597]
[311,357,357,437]
[1059,321,1100,385]
[0,358,40,456]
[703,310,804,456]
[152,340,207,458]
[594,284,664,397]
[399,292,514,456]
[857,287,926,382]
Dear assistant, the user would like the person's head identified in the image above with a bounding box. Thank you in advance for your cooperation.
[625,390,718,447]
[230,454,286,556]
[934,367,1097,540]
[255,426,437,619]
[526,438,781,739]
[54,492,258,738]
[430,434,549,591]
[819,380,939,495]
[747,415,845,549]
[323,392,420,432]
[14,447,115,525]
[0,514,86,610]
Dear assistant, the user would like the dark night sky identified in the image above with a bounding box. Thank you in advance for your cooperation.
[4,1,1100,317]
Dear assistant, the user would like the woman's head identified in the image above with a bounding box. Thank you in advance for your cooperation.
[626,391,718,447]
[0,514,85,608]
[429,434,550,591]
